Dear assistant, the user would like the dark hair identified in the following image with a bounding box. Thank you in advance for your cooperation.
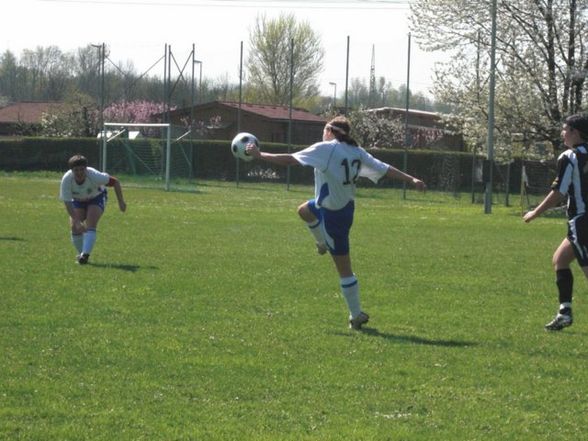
[327,116,359,146]
[68,154,88,169]
[565,113,588,141]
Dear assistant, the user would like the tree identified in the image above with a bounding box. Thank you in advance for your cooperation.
[40,91,98,137]
[0,51,22,101]
[20,46,73,101]
[246,13,324,106]
[410,0,588,155]
[348,108,405,148]
[103,100,169,125]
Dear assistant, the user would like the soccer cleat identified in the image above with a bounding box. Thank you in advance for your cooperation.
[544,313,573,331]
[349,311,369,330]
[77,253,90,265]
[316,242,328,255]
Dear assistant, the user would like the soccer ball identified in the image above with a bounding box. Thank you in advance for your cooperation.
[231,132,258,162]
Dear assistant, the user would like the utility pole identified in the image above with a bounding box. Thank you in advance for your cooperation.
[368,45,376,108]
[484,0,498,214]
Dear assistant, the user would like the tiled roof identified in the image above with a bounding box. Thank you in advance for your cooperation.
[0,101,64,124]
[218,101,326,123]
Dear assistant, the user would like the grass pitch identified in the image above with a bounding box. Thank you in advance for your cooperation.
[1,173,587,440]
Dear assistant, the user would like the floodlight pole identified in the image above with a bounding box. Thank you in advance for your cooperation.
[191,44,196,182]
[484,0,498,214]
[194,59,203,104]
[236,41,243,187]
[287,38,294,191]
[92,43,106,170]
[344,36,350,115]
[402,32,412,200]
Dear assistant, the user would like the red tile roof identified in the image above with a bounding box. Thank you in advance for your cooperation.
[0,101,64,124]
[219,101,326,123]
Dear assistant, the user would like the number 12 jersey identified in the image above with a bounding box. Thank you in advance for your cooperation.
[293,140,390,210]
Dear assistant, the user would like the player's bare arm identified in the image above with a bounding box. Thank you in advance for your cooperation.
[386,166,426,191]
[108,177,127,212]
[523,190,564,223]
[245,142,299,166]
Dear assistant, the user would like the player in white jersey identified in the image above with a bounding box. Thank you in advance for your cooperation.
[524,113,588,330]
[59,154,127,264]
[246,116,426,330]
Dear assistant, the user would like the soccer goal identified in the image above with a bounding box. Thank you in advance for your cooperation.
[100,122,196,191]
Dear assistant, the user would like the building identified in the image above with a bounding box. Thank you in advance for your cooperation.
[0,101,64,136]
[167,101,326,146]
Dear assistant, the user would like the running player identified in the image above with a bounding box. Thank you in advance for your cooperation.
[59,154,127,264]
[523,113,588,330]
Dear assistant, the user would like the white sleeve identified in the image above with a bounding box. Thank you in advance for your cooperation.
[292,142,333,171]
[359,148,390,183]
[59,171,73,201]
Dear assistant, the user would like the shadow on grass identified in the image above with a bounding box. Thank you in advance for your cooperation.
[87,262,159,273]
[0,236,25,241]
[345,327,477,348]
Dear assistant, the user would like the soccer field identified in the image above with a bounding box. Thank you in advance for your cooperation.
[1,173,587,440]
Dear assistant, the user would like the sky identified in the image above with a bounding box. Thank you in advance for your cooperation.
[3,0,448,98]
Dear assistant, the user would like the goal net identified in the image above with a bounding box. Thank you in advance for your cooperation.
[100,122,195,191]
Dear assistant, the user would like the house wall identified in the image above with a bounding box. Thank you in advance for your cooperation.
[170,104,325,146]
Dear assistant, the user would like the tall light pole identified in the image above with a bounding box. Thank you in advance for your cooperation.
[194,60,203,104]
[329,82,337,110]
[484,0,497,214]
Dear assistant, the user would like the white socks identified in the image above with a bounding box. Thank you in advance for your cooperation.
[307,219,326,247]
[340,275,361,319]
[559,302,572,315]
[82,229,97,255]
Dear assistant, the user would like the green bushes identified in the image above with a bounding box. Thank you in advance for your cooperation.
[0,137,543,193]
[0,137,100,171]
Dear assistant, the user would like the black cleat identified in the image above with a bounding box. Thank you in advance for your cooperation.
[349,311,369,330]
[77,253,90,265]
[545,313,573,331]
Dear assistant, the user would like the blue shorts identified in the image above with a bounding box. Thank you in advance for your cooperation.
[72,190,107,212]
[308,199,354,256]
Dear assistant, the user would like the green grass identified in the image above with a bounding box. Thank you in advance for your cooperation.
[1,173,587,440]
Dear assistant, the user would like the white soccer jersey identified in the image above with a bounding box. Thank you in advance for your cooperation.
[292,140,389,210]
[59,167,110,202]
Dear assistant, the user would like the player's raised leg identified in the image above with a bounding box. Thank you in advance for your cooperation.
[297,200,327,255]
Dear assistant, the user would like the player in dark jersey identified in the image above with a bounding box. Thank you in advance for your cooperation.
[524,113,588,330]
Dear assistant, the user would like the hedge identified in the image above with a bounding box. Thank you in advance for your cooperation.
[0,137,554,194]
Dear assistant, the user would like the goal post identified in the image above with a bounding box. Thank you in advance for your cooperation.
[100,122,195,191]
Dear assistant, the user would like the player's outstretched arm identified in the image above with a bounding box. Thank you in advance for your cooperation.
[523,190,563,223]
[385,166,426,191]
[245,142,299,166]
